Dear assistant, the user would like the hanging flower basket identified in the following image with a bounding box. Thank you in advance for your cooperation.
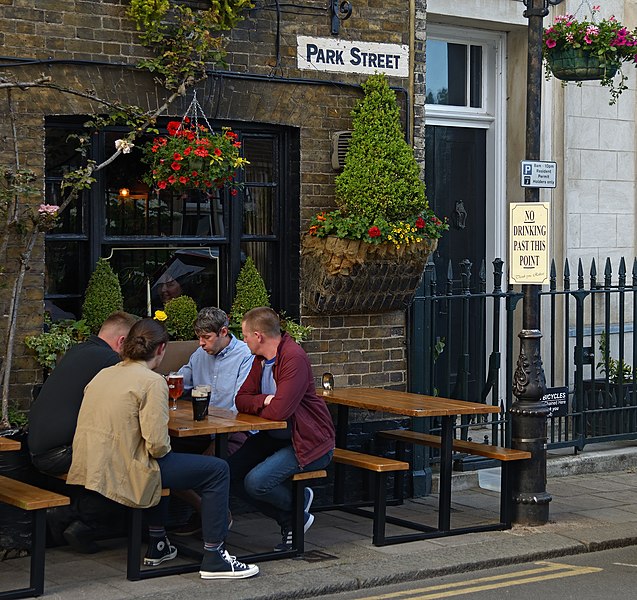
[141,94,248,194]
[542,8,637,104]
[546,47,619,81]
[301,235,437,314]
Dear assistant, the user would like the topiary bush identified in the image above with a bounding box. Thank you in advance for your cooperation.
[336,73,428,223]
[229,257,270,337]
[229,257,311,342]
[82,258,124,334]
[163,295,198,340]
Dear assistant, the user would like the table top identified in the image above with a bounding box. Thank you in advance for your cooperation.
[0,437,21,451]
[168,402,287,437]
[322,388,499,418]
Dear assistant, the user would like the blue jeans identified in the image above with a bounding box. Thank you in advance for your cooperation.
[226,432,333,528]
[146,451,229,544]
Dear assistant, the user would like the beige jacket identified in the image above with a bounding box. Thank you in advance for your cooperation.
[67,360,171,508]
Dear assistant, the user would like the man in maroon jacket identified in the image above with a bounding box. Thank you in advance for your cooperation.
[227,307,335,551]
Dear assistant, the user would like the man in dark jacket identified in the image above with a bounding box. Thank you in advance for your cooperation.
[227,307,335,551]
[28,311,138,552]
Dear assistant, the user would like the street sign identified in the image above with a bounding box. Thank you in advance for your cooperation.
[509,202,550,285]
[520,160,557,188]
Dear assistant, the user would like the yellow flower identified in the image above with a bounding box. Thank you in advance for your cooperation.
[154,310,168,322]
[234,157,250,168]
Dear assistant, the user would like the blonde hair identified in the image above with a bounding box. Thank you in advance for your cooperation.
[242,307,281,338]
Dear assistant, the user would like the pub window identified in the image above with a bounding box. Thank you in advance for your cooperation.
[45,119,300,321]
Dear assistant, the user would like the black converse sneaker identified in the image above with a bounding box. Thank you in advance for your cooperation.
[199,547,259,579]
[143,536,177,566]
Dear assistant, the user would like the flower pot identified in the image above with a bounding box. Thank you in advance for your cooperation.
[301,235,437,314]
[546,47,619,81]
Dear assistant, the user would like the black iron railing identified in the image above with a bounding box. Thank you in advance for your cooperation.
[409,256,637,455]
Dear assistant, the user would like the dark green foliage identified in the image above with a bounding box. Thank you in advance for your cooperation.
[82,258,124,334]
[164,295,198,340]
[335,73,428,222]
[229,257,270,336]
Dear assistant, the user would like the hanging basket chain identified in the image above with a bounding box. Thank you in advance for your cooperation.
[177,92,215,140]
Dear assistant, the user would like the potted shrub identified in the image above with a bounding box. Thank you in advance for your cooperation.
[302,73,447,314]
[229,257,312,342]
[582,332,634,436]
[154,295,199,374]
[82,258,124,334]
[543,7,637,105]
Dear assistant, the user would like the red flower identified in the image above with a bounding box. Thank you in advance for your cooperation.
[415,217,425,229]
[168,175,177,184]
[214,148,222,156]
[167,121,181,136]
[184,131,195,141]
[204,180,212,187]
[173,152,182,161]
[233,141,242,148]
[368,226,381,238]
[157,180,167,189]
[171,161,181,171]
[183,147,192,156]
[191,171,198,177]
[194,147,209,158]
[230,188,238,196]
[151,145,159,153]
[179,176,188,184]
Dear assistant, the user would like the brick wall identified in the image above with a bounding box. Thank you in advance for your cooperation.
[0,0,424,405]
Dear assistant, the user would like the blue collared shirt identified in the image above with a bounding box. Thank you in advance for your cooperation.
[178,334,254,412]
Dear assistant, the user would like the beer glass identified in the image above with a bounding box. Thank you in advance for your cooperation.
[166,372,184,411]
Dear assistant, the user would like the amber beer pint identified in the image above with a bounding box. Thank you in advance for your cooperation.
[167,372,184,411]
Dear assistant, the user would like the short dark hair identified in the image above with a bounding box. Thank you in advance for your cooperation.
[194,307,229,336]
[242,307,281,338]
[122,318,169,361]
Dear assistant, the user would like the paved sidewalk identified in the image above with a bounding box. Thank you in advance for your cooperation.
[2,445,637,600]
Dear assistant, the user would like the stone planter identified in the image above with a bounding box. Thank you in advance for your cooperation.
[546,47,619,81]
[301,235,437,314]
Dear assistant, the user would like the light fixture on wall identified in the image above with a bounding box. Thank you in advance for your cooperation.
[331,0,352,35]
[118,187,130,198]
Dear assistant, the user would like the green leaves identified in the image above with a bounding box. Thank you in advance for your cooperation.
[82,258,124,334]
[164,295,199,340]
[335,73,428,223]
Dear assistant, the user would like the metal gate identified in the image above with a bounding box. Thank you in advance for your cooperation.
[408,256,637,452]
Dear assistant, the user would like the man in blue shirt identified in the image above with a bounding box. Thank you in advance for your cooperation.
[179,307,254,413]
[171,307,253,536]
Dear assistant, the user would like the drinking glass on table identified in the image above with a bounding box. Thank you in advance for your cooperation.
[166,372,184,411]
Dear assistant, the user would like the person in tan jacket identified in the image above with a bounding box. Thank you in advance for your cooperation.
[67,318,258,579]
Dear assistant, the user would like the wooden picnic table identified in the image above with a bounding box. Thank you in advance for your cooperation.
[168,401,287,457]
[0,437,21,452]
[322,387,500,537]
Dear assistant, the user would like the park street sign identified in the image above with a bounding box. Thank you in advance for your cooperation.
[509,202,550,285]
[520,160,557,188]
[297,36,409,77]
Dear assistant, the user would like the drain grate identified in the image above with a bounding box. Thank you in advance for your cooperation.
[297,550,338,562]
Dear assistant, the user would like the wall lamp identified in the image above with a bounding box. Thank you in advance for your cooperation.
[331,0,352,35]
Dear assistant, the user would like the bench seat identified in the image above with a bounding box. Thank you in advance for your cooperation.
[377,429,532,531]
[377,430,531,461]
[0,475,70,599]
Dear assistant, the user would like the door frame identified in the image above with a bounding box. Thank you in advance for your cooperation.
[425,24,507,274]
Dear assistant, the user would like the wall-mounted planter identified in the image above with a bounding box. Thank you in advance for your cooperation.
[301,235,437,314]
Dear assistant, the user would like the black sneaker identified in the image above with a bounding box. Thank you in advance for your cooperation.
[199,547,259,579]
[143,536,177,566]
[273,511,314,552]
